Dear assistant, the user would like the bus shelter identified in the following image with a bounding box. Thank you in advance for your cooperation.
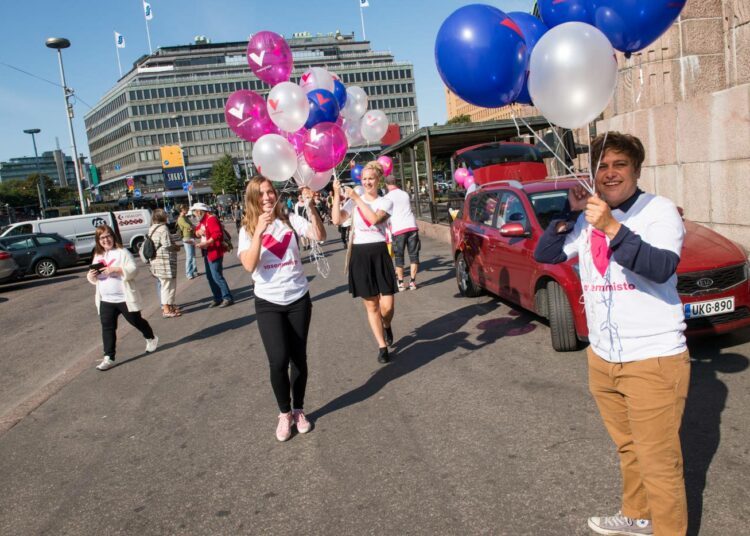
[378,117,552,226]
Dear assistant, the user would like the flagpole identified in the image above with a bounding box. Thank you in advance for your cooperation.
[359,3,367,40]
[114,33,123,78]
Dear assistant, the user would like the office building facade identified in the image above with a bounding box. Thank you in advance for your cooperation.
[0,150,77,187]
[85,31,418,203]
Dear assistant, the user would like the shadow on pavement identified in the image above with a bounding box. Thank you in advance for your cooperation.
[308,300,531,422]
[0,274,79,292]
[683,333,749,536]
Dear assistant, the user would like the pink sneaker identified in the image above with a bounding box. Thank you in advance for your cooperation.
[292,410,312,434]
[276,412,293,442]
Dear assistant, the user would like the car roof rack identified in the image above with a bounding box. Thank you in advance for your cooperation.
[479,180,524,190]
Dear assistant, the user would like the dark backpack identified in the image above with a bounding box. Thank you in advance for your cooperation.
[216,218,234,253]
[140,227,160,263]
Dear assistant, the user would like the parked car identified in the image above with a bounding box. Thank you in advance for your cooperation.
[0,244,22,284]
[0,233,79,278]
[451,179,750,351]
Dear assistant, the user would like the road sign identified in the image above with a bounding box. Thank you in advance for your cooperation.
[126,177,135,187]
[133,189,142,198]
[182,182,192,191]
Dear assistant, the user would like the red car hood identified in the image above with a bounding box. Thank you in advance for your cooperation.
[678,220,747,273]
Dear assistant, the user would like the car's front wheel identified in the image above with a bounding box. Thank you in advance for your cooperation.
[131,236,144,253]
[35,258,58,278]
[455,252,483,297]
[546,280,578,352]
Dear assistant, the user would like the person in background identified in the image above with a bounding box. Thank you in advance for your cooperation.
[295,190,311,250]
[177,204,198,279]
[534,132,689,536]
[332,162,398,364]
[384,175,421,291]
[149,209,182,317]
[192,202,234,308]
[232,202,243,233]
[238,176,325,441]
[87,224,158,371]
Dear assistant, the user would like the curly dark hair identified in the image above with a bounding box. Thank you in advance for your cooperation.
[591,132,646,174]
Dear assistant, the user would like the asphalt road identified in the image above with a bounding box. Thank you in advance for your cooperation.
[0,225,748,535]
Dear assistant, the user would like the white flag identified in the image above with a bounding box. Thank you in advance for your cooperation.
[360,0,369,7]
[143,1,153,20]
[114,32,126,48]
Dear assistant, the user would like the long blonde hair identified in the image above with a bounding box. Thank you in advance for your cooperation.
[243,175,289,236]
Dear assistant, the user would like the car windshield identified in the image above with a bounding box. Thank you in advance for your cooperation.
[529,190,570,230]
[456,144,544,169]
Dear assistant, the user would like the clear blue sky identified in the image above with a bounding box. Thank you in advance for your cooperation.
[0,0,533,163]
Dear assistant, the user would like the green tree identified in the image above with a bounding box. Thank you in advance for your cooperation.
[446,114,472,125]
[210,154,240,195]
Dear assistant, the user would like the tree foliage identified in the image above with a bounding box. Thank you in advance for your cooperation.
[210,154,241,194]
[0,174,77,208]
[446,114,472,125]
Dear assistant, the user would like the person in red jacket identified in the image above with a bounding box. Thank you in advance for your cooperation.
[191,202,234,307]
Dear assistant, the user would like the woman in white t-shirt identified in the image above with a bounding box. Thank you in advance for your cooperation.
[238,176,325,442]
[332,161,398,365]
[86,225,158,371]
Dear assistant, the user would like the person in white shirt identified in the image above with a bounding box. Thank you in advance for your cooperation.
[332,161,398,364]
[534,132,689,536]
[87,225,158,371]
[384,175,421,291]
[238,175,325,442]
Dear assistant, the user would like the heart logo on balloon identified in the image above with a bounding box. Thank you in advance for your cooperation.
[249,51,266,66]
[315,93,331,105]
[308,128,324,144]
[301,72,312,82]
[367,116,377,125]
[268,99,279,111]
[500,17,524,37]
[228,103,245,120]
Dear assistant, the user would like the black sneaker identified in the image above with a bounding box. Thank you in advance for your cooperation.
[218,299,234,308]
[377,347,390,364]
[384,326,393,346]
[208,300,221,308]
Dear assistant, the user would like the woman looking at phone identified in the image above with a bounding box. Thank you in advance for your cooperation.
[87,225,158,371]
[332,161,398,364]
[238,176,325,442]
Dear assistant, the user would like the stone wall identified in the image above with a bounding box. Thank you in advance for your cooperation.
[598,0,750,249]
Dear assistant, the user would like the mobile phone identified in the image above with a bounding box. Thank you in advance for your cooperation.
[89,262,105,273]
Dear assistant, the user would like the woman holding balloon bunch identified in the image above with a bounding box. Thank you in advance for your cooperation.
[332,161,398,365]
[238,175,325,442]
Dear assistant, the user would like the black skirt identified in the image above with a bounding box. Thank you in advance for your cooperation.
[348,242,398,298]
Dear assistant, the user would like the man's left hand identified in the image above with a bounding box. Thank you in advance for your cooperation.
[585,194,621,238]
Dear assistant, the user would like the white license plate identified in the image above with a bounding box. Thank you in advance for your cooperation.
[684,297,735,319]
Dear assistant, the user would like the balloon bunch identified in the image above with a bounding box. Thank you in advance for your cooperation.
[454,168,474,190]
[435,2,685,130]
[223,31,392,190]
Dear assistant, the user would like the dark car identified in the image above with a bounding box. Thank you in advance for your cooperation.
[0,244,22,283]
[451,179,750,351]
[0,233,79,278]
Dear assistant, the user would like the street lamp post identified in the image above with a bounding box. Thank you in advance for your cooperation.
[23,128,47,218]
[45,37,87,214]
[172,115,192,206]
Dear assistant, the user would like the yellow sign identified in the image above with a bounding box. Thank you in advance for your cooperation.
[160,145,184,169]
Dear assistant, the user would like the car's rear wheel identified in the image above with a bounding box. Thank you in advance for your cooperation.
[35,258,58,278]
[455,252,482,297]
[546,280,578,352]
[132,236,144,253]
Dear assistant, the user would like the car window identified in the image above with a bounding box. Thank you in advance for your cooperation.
[3,237,34,251]
[7,224,33,236]
[468,193,499,227]
[35,236,59,245]
[497,192,528,228]
[529,190,570,230]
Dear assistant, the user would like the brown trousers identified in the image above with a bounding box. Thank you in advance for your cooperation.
[588,347,690,536]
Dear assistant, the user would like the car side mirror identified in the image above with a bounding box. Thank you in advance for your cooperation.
[499,222,528,237]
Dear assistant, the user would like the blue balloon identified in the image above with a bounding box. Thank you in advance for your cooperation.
[435,4,527,108]
[304,89,340,129]
[539,0,591,28]
[507,12,549,105]
[588,0,686,54]
[351,164,363,183]
[333,79,347,109]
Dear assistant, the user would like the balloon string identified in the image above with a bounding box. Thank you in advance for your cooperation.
[589,129,608,193]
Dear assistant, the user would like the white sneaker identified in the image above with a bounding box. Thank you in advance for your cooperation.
[145,335,159,353]
[588,511,653,535]
[96,356,115,371]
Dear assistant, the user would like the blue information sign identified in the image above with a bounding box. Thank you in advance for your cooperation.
[133,188,142,198]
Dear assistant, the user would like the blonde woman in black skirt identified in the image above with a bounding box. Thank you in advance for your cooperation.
[332,161,398,364]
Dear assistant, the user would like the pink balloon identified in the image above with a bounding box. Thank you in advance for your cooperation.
[463,175,476,189]
[376,156,393,176]
[247,31,293,86]
[454,168,471,186]
[285,127,307,155]
[335,115,344,128]
[224,90,279,142]
[303,122,348,172]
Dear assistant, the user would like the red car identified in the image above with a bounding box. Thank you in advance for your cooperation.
[451,179,750,351]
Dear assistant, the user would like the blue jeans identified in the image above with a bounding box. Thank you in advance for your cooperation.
[184,242,197,277]
[204,255,232,302]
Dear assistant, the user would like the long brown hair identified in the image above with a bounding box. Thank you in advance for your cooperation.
[93,224,123,255]
[243,175,289,236]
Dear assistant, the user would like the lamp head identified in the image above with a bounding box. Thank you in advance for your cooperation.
[45,37,71,50]
[24,129,41,135]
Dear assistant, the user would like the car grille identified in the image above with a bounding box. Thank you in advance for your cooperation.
[686,307,750,329]
[677,264,747,296]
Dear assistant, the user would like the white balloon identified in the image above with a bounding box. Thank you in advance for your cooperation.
[528,22,618,129]
[360,110,389,142]
[252,134,298,182]
[293,154,333,191]
[343,86,368,119]
[343,117,365,147]
[267,82,309,133]
[299,67,335,94]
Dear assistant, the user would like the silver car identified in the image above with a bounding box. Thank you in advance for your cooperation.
[0,243,21,284]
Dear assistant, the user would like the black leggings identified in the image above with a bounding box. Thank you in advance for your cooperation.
[99,301,154,359]
[255,292,312,413]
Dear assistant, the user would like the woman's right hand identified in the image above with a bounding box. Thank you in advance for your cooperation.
[332,178,341,196]
[255,212,272,237]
